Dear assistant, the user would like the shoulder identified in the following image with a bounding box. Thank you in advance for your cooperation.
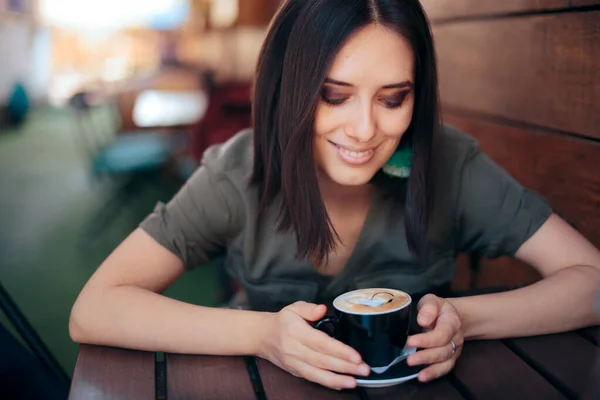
[181,128,255,239]
[431,124,481,199]
[434,124,480,167]
[201,128,254,179]
[427,124,482,245]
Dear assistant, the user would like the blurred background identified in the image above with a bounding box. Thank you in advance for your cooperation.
[0,0,598,396]
[0,0,282,391]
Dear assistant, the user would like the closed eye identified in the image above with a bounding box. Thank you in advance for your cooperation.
[379,91,410,109]
[320,88,348,106]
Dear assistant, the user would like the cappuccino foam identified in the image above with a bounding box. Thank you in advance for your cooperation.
[333,288,411,314]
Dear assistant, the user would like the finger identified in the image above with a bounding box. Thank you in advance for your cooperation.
[288,302,327,322]
[407,324,455,348]
[291,359,357,390]
[417,294,443,328]
[407,343,456,366]
[304,326,363,364]
[418,359,456,383]
[300,345,371,376]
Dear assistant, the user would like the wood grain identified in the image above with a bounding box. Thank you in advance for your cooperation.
[69,345,155,400]
[582,356,600,400]
[570,0,600,6]
[475,257,542,288]
[256,358,361,399]
[166,354,256,400]
[420,0,567,20]
[579,326,600,345]
[237,0,281,26]
[365,378,464,399]
[452,341,565,399]
[452,253,472,291]
[507,332,600,398]
[453,253,541,291]
[434,11,600,140]
[444,114,600,249]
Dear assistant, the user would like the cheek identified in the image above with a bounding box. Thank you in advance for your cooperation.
[314,105,345,135]
[378,105,414,139]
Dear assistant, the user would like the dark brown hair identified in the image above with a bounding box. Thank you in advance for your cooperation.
[251,0,440,264]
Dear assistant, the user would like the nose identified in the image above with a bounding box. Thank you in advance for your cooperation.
[346,100,376,143]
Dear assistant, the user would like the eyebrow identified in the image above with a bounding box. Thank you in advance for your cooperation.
[324,78,414,90]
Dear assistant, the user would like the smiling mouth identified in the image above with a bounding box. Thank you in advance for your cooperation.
[329,141,377,156]
[328,140,379,165]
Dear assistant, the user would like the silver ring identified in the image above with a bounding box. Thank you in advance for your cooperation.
[450,340,457,354]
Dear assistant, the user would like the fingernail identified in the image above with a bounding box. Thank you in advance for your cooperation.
[410,338,420,347]
[419,314,431,324]
[351,354,362,364]
[357,364,370,376]
[344,379,357,389]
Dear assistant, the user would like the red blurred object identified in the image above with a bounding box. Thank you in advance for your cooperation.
[189,82,253,163]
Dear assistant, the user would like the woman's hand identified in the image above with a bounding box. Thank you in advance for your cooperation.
[406,294,464,382]
[257,301,370,390]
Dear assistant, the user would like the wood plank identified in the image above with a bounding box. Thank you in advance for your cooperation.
[582,356,600,400]
[452,253,471,291]
[365,378,465,399]
[579,326,600,345]
[452,340,566,399]
[421,0,567,20]
[166,354,256,400]
[443,114,600,249]
[256,358,361,399]
[434,11,600,140]
[69,345,155,400]
[475,257,542,288]
[570,0,600,6]
[507,332,600,398]
[237,0,280,26]
[454,253,541,292]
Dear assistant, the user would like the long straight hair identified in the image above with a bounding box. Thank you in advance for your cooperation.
[251,0,441,264]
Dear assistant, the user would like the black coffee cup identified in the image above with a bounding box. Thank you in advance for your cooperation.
[315,288,412,368]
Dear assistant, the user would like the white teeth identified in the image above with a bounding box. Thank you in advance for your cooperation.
[341,148,372,158]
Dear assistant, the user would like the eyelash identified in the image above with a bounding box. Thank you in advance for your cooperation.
[320,92,408,109]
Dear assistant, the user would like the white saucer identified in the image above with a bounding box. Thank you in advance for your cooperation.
[356,346,421,388]
[356,372,420,388]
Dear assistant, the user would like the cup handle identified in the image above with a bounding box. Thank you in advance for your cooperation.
[314,316,340,339]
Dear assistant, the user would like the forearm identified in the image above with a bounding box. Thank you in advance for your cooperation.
[69,285,269,356]
[449,265,600,340]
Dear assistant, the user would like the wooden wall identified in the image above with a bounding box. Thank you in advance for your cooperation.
[420,1,600,289]
[237,0,281,26]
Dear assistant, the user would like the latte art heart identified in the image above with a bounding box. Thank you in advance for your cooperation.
[349,297,389,307]
[334,288,410,314]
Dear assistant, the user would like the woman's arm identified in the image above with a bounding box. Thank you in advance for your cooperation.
[450,213,600,340]
[69,228,268,355]
[70,228,369,390]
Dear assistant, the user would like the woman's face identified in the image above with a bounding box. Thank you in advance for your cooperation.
[314,24,415,187]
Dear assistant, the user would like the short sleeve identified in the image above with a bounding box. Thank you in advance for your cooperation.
[456,149,552,258]
[139,166,242,268]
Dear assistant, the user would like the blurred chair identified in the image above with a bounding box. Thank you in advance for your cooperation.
[69,92,173,247]
[189,81,252,163]
[0,284,69,399]
[132,89,208,129]
[186,81,252,306]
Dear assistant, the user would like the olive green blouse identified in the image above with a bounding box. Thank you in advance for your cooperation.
[139,125,552,311]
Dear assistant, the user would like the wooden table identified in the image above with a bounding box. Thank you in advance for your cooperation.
[69,327,600,400]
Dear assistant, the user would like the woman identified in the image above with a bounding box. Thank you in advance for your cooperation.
[69,0,600,391]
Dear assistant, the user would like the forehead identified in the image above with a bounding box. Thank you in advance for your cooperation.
[327,24,415,85]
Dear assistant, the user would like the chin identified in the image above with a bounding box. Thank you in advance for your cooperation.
[325,169,377,187]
